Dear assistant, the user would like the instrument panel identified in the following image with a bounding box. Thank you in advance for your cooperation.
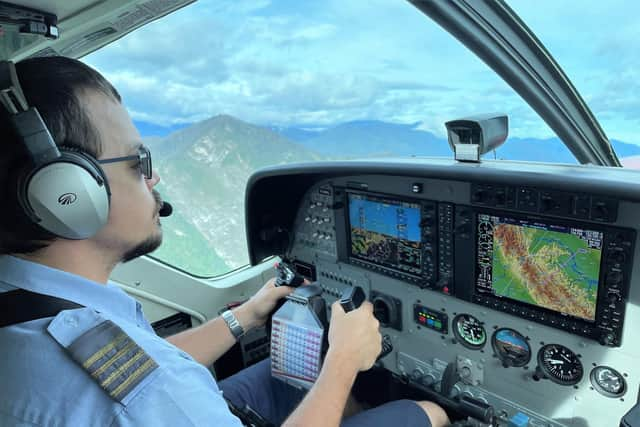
[245,160,640,426]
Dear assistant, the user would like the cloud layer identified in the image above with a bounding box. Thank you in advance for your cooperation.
[84,0,639,142]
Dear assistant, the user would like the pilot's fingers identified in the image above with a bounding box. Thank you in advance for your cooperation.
[265,277,277,287]
[331,300,346,319]
[272,284,296,299]
[358,301,374,314]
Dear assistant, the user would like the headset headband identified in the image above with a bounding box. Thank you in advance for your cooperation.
[0,60,61,166]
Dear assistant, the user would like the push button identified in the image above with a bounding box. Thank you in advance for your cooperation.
[508,412,530,427]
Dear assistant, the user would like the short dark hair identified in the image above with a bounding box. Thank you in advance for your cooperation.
[0,56,121,254]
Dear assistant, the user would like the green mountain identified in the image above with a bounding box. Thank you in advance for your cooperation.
[147,115,323,276]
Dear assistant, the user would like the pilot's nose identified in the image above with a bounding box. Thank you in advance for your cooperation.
[146,169,161,188]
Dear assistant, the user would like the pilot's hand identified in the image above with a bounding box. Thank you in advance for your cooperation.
[240,278,296,329]
[327,300,382,373]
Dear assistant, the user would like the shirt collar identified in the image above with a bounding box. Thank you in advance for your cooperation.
[0,255,137,323]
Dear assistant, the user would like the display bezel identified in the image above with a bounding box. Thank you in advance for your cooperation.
[345,190,425,280]
[473,210,607,324]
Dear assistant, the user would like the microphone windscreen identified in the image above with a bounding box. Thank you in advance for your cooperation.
[159,201,173,217]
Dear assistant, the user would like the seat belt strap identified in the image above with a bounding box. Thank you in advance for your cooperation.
[0,288,83,328]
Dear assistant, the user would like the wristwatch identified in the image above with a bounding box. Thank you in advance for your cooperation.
[222,309,245,340]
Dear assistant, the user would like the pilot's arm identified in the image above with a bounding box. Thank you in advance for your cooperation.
[165,278,294,366]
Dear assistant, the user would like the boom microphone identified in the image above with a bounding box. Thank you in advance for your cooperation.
[159,201,173,217]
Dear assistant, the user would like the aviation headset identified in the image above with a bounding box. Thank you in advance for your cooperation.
[0,60,110,239]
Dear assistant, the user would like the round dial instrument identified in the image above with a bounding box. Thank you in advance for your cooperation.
[537,344,583,386]
[590,366,626,398]
[491,328,531,368]
[453,314,486,350]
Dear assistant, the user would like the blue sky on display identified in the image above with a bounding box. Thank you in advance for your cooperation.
[84,0,640,143]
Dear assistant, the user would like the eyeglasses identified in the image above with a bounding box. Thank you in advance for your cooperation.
[98,145,153,179]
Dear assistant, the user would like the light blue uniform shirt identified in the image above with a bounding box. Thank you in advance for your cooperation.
[0,255,243,427]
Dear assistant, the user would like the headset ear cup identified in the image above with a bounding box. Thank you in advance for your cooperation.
[59,146,111,197]
[22,149,110,239]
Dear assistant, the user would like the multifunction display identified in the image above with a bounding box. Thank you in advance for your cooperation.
[348,193,423,276]
[476,214,603,321]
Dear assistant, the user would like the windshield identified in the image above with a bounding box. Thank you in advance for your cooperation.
[82,0,640,276]
[508,1,640,165]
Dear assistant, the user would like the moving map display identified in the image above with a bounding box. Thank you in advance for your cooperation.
[348,193,422,275]
[476,214,602,321]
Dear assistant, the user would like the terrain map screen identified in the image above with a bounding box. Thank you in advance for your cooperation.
[476,214,602,321]
[348,193,422,275]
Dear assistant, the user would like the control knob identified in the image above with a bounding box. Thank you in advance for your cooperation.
[606,292,621,304]
[410,368,425,383]
[450,383,463,399]
[421,373,437,387]
[608,250,626,265]
[600,332,616,346]
[606,271,623,286]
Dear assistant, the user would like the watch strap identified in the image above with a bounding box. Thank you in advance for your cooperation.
[222,309,245,339]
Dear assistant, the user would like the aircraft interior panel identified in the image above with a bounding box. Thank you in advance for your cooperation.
[247,162,640,426]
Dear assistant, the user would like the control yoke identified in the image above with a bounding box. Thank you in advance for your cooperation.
[271,261,391,389]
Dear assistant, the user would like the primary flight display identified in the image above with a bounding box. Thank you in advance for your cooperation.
[348,193,423,276]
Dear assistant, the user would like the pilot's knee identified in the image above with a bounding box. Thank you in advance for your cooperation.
[415,400,450,427]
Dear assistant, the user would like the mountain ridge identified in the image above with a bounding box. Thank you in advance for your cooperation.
[141,117,640,162]
[141,115,640,275]
[149,114,324,274]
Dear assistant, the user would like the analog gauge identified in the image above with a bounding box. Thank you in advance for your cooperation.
[453,314,486,350]
[491,328,531,368]
[537,344,583,386]
[590,366,626,398]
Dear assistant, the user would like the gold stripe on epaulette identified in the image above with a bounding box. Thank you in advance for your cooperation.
[110,358,157,399]
[90,340,137,378]
[82,333,128,369]
[100,349,146,388]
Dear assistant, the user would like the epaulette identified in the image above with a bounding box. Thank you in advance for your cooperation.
[66,319,158,402]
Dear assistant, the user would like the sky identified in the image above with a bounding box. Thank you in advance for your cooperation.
[83,0,640,143]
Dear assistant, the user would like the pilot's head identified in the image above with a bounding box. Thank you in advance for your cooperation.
[0,56,163,266]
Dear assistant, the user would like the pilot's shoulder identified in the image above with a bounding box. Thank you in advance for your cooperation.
[48,308,160,404]
[1,308,137,425]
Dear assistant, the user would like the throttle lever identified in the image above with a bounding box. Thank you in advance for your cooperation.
[339,286,393,360]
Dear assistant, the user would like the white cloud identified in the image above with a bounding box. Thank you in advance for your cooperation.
[291,24,337,41]
[83,0,640,144]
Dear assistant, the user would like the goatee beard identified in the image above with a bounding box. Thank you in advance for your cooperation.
[121,233,162,263]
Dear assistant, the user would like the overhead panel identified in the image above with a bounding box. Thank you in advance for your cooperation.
[2,0,196,61]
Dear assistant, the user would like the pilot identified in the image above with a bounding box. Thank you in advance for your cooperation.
[0,56,449,427]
